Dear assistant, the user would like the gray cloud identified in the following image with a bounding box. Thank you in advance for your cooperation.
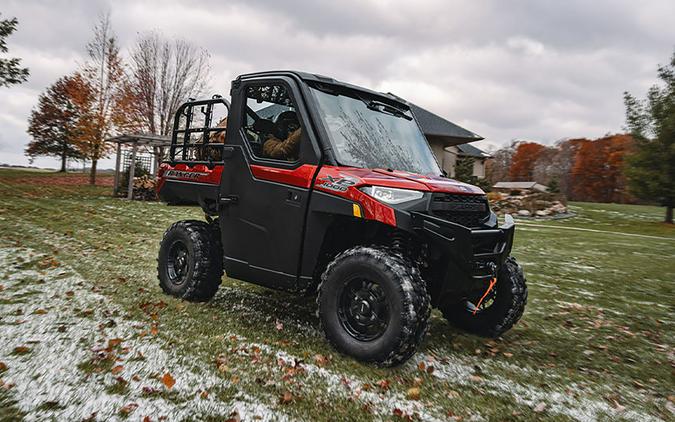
[0,0,673,168]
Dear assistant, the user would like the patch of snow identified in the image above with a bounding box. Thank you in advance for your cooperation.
[0,247,285,421]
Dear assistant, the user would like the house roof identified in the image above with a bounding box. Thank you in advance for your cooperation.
[408,103,483,142]
[456,143,490,158]
[492,181,549,192]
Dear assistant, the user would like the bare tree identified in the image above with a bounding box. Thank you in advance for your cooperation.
[485,141,516,184]
[128,32,211,136]
[76,12,126,185]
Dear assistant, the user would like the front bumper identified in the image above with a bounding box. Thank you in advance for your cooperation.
[410,212,516,303]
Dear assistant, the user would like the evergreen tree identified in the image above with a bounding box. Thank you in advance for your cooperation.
[0,14,29,87]
[623,50,675,223]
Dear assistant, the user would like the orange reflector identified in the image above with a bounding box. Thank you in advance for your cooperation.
[352,203,362,218]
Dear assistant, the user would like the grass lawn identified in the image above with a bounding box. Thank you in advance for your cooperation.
[0,169,673,421]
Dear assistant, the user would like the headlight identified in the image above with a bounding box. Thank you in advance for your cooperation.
[360,186,424,205]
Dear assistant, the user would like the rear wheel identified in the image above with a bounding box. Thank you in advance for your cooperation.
[317,246,430,366]
[157,220,223,301]
[441,256,527,337]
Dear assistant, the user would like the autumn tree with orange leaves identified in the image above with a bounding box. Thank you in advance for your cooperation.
[570,135,634,203]
[508,142,546,181]
[26,75,85,171]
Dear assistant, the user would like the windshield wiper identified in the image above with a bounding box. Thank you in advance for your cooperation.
[366,100,413,120]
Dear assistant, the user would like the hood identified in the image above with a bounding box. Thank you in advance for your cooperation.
[324,167,485,195]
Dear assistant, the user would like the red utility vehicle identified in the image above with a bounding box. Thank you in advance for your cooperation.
[156,71,527,366]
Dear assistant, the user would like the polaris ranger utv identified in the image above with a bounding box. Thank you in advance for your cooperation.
[156,70,527,366]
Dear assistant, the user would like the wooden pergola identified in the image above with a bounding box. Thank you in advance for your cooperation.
[107,133,172,199]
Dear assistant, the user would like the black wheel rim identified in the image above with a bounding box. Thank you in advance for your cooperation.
[338,277,390,341]
[167,240,190,285]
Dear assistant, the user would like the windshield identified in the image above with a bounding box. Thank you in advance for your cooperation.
[310,85,442,176]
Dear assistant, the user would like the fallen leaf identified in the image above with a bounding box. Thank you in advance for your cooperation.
[119,403,138,415]
[107,338,122,349]
[150,324,159,336]
[275,320,284,331]
[33,309,48,315]
[132,374,141,382]
[13,346,31,355]
[142,416,151,422]
[502,352,513,358]
[279,391,293,404]
[200,390,209,399]
[225,410,241,422]
[111,365,124,375]
[313,354,330,367]
[142,386,159,395]
[407,387,421,400]
[447,390,460,399]
[377,379,390,391]
[215,354,228,367]
[417,361,426,371]
[0,362,7,371]
[533,402,547,413]
[161,372,175,390]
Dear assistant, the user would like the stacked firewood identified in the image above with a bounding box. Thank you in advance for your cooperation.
[132,175,158,201]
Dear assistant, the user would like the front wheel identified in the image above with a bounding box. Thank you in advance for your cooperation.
[441,256,527,338]
[317,246,430,366]
[157,220,223,302]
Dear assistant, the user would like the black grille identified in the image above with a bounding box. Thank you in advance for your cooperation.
[429,193,490,228]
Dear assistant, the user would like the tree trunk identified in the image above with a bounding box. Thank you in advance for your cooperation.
[60,145,67,172]
[666,205,673,224]
[89,160,97,186]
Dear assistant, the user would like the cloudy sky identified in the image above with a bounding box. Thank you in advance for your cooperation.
[1,0,673,169]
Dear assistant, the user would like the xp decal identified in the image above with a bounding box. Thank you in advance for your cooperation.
[318,175,357,192]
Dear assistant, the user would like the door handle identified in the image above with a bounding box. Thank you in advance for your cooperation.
[287,190,301,203]
[219,195,238,205]
[221,146,235,159]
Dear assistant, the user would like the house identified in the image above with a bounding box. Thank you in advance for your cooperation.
[407,103,489,178]
[492,181,549,194]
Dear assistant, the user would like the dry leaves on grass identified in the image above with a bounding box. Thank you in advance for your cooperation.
[376,379,390,391]
[407,387,421,400]
[0,362,7,371]
[119,403,138,416]
[225,410,241,422]
[279,391,293,404]
[161,372,175,390]
[313,354,330,367]
[393,408,413,420]
[111,365,124,375]
[13,346,31,355]
[33,308,48,315]
[275,319,284,331]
